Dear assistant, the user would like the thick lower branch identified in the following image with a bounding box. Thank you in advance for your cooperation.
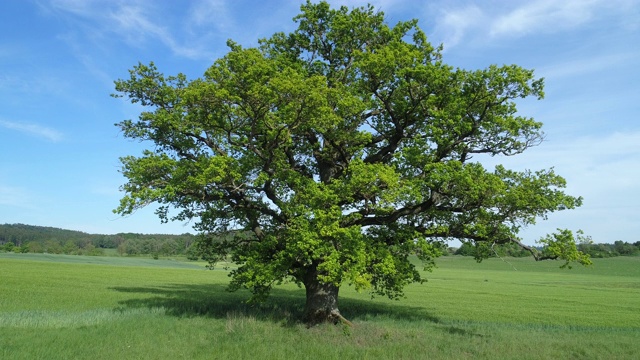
[508,237,557,261]
[344,199,436,227]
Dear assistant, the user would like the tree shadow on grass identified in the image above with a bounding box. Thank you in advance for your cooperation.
[110,283,443,328]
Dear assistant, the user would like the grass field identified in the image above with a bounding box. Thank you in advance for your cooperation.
[1,253,639,359]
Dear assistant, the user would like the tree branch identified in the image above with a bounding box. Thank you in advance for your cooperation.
[508,237,558,261]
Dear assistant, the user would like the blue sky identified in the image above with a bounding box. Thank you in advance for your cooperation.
[1,0,638,244]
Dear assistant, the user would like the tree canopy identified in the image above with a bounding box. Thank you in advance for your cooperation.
[113,1,590,324]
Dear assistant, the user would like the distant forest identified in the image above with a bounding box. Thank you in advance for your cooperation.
[0,223,199,258]
[1,223,638,259]
[453,239,640,258]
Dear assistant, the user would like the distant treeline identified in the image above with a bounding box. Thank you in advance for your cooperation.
[0,223,198,257]
[2,223,638,259]
[577,241,640,258]
[451,239,640,258]
[452,241,532,258]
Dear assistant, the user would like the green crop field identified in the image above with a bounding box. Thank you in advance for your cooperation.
[1,253,639,359]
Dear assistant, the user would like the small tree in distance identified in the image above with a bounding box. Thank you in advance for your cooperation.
[113,1,590,325]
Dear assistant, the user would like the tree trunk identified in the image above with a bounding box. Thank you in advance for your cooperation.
[303,264,344,326]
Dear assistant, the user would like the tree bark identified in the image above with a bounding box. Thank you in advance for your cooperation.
[303,264,345,326]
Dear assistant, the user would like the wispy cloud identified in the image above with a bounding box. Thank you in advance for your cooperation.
[430,0,639,50]
[107,3,212,59]
[107,4,192,55]
[433,5,483,49]
[45,0,218,60]
[0,119,63,142]
[489,0,599,38]
[188,0,233,30]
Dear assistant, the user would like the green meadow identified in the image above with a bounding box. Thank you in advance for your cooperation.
[1,253,639,359]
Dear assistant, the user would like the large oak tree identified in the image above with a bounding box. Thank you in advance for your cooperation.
[113,1,590,324]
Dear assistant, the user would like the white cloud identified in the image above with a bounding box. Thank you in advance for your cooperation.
[489,0,599,38]
[45,0,216,60]
[107,4,210,59]
[429,0,639,50]
[188,0,233,29]
[0,119,63,142]
[434,5,484,49]
[108,4,163,42]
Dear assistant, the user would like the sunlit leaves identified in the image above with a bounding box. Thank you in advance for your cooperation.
[538,229,592,268]
[113,1,588,306]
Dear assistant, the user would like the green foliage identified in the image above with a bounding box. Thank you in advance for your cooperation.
[185,244,200,260]
[26,241,43,253]
[0,223,196,257]
[83,244,105,256]
[456,239,640,260]
[537,229,592,268]
[579,240,640,258]
[2,241,15,252]
[62,240,78,255]
[0,223,95,248]
[454,242,475,257]
[112,1,588,316]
